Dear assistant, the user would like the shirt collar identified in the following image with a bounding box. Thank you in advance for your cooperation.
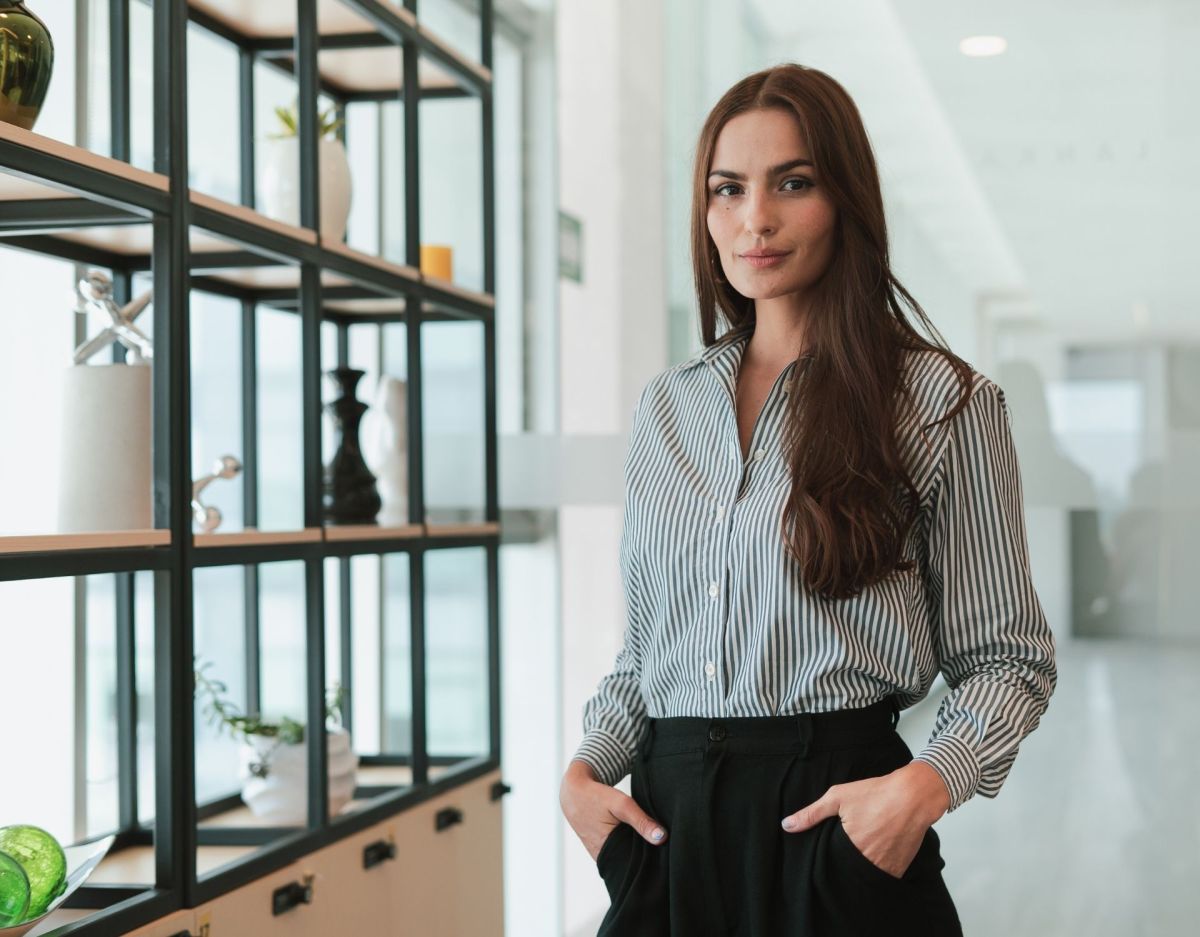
[682,322,755,371]
[684,323,806,398]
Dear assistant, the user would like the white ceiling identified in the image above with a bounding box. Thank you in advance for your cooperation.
[744,0,1197,334]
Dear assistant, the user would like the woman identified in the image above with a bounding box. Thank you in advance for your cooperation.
[559,63,1058,937]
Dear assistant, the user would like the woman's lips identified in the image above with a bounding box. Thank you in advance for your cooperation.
[740,252,789,268]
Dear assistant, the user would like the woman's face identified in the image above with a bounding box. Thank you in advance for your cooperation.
[706,107,838,306]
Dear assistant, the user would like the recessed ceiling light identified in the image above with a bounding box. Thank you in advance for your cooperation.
[960,35,1007,57]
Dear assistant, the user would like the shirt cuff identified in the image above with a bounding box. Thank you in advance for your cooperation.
[570,729,633,787]
[912,733,982,815]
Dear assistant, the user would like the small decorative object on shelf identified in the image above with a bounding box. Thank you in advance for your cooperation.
[191,454,243,533]
[57,272,153,533]
[0,2,54,132]
[259,97,352,242]
[71,270,153,365]
[0,833,112,936]
[324,367,382,525]
[360,376,408,526]
[194,660,358,824]
[0,827,64,923]
[420,244,453,280]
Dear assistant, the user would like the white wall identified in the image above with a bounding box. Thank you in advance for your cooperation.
[554,1,668,935]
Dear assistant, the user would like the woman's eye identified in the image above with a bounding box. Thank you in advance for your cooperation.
[711,178,813,198]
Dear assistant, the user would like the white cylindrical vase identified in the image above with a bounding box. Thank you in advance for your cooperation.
[57,363,152,533]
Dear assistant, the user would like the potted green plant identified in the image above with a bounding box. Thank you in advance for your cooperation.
[258,98,353,242]
[194,659,358,824]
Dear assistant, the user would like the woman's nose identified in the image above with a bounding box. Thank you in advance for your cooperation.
[742,190,778,237]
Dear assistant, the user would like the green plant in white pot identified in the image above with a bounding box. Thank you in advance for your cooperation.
[194,659,358,825]
[258,98,353,242]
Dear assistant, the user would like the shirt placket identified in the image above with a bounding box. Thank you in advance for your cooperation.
[703,349,797,705]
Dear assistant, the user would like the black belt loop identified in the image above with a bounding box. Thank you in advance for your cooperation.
[889,694,900,729]
[795,711,814,756]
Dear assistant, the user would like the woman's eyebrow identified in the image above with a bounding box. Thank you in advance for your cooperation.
[707,158,813,181]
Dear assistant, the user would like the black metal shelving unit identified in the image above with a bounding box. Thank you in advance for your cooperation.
[0,1,500,934]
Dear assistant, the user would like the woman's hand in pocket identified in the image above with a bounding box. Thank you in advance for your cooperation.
[560,759,669,861]
[779,761,949,878]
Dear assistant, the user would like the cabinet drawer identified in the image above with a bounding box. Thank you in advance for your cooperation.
[192,862,320,936]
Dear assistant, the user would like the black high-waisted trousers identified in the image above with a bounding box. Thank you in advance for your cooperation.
[593,696,963,937]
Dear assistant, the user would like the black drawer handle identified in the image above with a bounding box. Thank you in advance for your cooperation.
[363,838,397,869]
[272,876,314,915]
[435,806,463,831]
[490,781,512,801]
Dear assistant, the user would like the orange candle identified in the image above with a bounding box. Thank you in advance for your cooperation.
[420,244,453,280]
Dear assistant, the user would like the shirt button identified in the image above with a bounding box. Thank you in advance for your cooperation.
[704,661,715,675]
[707,581,719,598]
[753,448,766,462]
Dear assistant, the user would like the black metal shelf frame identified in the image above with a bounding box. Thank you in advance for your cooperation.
[0,1,500,934]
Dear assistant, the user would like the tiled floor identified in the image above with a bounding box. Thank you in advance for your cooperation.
[903,636,1200,936]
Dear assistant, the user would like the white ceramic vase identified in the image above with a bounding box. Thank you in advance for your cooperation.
[360,376,409,526]
[57,363,152,533]
[259,135,352,242]
[238,725,359,824]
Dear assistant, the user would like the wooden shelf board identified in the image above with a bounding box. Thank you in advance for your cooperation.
[0,121,169,192]
[199,797,363,830]
[201,265,354,291]
[51,222,234,257]
[195,527,323,547]
[323,523,424,542]
[0,173,76,201]
[323,239,421,280]
[191,190,319,245]
[85,843,257,886]
[423,521,500,538]
[189,0,391,39]
[0,530,170,554]
[310,46,462,94]
[323,295,409,316]
[422,273,496,309]
[357,764,415,786]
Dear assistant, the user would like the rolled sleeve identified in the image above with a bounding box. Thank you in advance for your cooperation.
[570,636,646,787]
[914,378,1059,814]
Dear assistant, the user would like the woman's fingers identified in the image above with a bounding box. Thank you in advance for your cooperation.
[620,797,668,845]
[562,770,668,861]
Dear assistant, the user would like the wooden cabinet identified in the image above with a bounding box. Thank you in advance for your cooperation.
[389,768,506,937]
[172,769,505,936]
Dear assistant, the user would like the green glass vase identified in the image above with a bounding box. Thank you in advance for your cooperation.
[0,850,30,927]
[0,1,55,131]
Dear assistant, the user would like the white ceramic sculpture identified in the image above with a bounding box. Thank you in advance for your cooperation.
[360,376,409,526]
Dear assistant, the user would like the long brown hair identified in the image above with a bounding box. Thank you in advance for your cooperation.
[690,63,975,601]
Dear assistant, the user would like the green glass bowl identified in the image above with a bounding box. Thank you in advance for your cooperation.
[0,852,30,927]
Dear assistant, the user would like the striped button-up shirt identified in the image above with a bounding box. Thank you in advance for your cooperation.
[571,325,1058,814]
